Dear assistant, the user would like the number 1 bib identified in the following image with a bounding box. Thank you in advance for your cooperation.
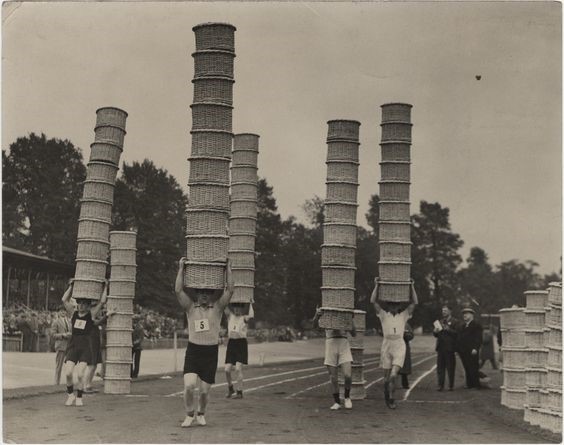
[74,319,86,330]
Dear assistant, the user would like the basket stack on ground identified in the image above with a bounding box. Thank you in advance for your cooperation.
[319,120,361,331]
[499,306,527,409]
[228,133,259,304]
[104,231,137,395]
[377,103,413,303]
[74,107,128,302]
[339,309,367,400]
[186,22,236,292]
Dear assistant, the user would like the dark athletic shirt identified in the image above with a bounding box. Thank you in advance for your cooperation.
[71,311,95,337]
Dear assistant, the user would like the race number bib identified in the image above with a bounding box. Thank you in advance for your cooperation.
[74,319,86,330]
[194,319,210,332]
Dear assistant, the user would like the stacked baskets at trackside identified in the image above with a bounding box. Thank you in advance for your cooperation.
[499,306,527,409]
[186,22,236,291]
[319,120,360,330]
[104,231,137,394]
[339,310,367,399]
[74,107,128,301]
[229,134,259,303]
[377,103,413,303]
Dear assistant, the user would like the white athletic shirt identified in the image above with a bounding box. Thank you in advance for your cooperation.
[378,310,410,340]
[187,304,224,346]
[227,305,254,339]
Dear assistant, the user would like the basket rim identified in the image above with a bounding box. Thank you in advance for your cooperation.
[524,309,546,314]
[231,165,258,170]
[524,328,546,333]
[90,141,124,150]
[110,247,137,252]
[501,346,530,351]
[96,106,128,116]
[324,201,359,207]
[109,279,137,283]
[107,295,135,300]
[326,137,361,144]
[327,119,361,125]
[549,303,562,308]
[77,238,111,245]
[379,261,412,265]
[379,140,412,146]
[321,286,356,291]
[233,284,255,289]
[377,280,412,285]
[228,249,255,253]
[188,182,230,188]
[191,49,236,57]
[500,328,526,332]
[186,208,229,215]
[190,129,234,136]
[229,216,257,221]
[323,222,357,228]
[548,282,562,287]
[87,160,120,169]
[379,160,411,165]
[80,197,113,205]
[193,21,237,31]
[188,155,231,162]
[230,198,257,203]
[185,234,229,239]
[190,101,234,110]
[321,243,356,249]
[326,180,359,185]
[83,179,116,187]
[235,132,260,138]
[106,359,133,365]
[73,278,106,284]
[379,200,411,204]
[110,262,137,267]
[524,290,549,295]
[185,260,226,266]
[78,217,111,224]
[325,160,360,166]
[232,267,255,272]
[379,220,411,226]
[379,240,412,245]
[353,309,367,315]
[380,121,413,127]
[320,307,354,313]
[229,234,256,239]
[499,307,525,313]
[381,102,413,108]
[105,343,133,348]
[93,124,127,134]
[321,266,356,271]
[379,180,411,185]
[547,344,563,351]
[76,258,108,265]
[192,75,235,83]
[501,367,527,373]
[525,366,548,372]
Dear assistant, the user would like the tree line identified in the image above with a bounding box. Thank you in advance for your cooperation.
[3,134,561,329]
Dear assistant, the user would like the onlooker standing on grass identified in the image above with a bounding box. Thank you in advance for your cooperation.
[399,321,414,389]
[457,306,483,389]
[131,318,145,378]
[433,304,458,391]
[51,306,72,385]
[18,313,33,352]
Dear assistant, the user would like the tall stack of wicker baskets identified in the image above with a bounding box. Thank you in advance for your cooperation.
[377,103,413,303]
[339,309,367,400]
[186,22,236,292]
[74,107,128,301]
[318,120,360,330]
[229,133,259,303]
[104,231,137,394]
[499,307,527,409]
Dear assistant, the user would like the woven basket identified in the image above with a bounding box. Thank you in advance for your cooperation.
[233,133,260,151]
[327,141,360,163]
[379,181,410,201]
[188,156,231,184]
[107,312,133,330]
[107,296,134,313]
[379,201,410,221]
[524,329,545,349]
[193,50,235,78]
[324,202,358,223]
[230,199,257,217]
[547,367,562,387]
[380,162,410,182]
[72,278,105,300]
[548,327,562,348]
[544,328,551,346]
[231,183,258,201]
[189,183,230,210]
[548,282,562,306]
[537,408,563,434]
[526,388,542,408]
[547,346,562,368]
[79,199,112,222]
[525,348,548,368]
[232,150,259,166]
[548,389,562,412]
[89,142,123,165]
[230,285,254,303]
[105,328,133,345]
[339,364,364,382]
[379,261,411,281]
[82,180,115,202]
[228,250,255,268]
[75,259,108,279]
[86,161,119,183]
[193,22,236,51]
[351,347,364,364]
[327,120,360,142]
[110,249,137,266]
[109,231,137,249]
[321,245,356,267]
[94,125,126,147]
[344,382,366,400]
[326,161,359,183]
[326,182,358,203]
[228,234,255,251]
[502,347,529,368]
[193,76,234,105]
[349,333,364,348]
[232,268,255,286]
[322,266,356,288]
[191,102,233,132]
[104,378,131,395]
[501,329,526,348]
[381,103,412,124]
[377,281,411,302]
[76,239,110,261]
[229,217,256,234]
[525,290,549,309]
[526,368,547,388]
[186,235,229,262]
[379,221,411,241]
[353,310,366,331]
[379,241,411,261]
[110,265,137,281]
[381,143,411,162]
[96,107,128,130]
[184,261,225,289]
[500,386,526,410]
[321,287,355,309]
[524,309,546,329]
[77,218,111,241]
[106,345,133,362]
[380,122,412,142]
[231,165,258,183]
[186,209,229,236]
[106,360,133,377]
[547,304,561,325]
[499,308,526,329]
[190,130,233,159]
[323,223,357,247]
[318,307,353,330]
[503,367,527,389]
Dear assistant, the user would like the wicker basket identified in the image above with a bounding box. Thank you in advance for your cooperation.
[86,161,119,183]
[186,235,229,262]
[526,348,548,368]
[326,182,359,203]
[526,387,542,408]
[345,382,366,400]
[321,245,356,267]
[548,327,562,348]
[322,266,356,288]
[76,239,110,261]
[77,218,111,241]
[193,76,234,105]
[327,141,360,163]
[228,234,255,251]
[380,162,411,182]
[105,328,133,345]
[548,282,562,306]
[548,388,562,412]
[229,216,256,234]
[188,156,231,184]
[75,259,108,279]
[378,261,411,281]
[379,201,410,221]
[324,202,358,223]
[104,377,131,395]
[193,22,236,51]
[106,360,133,377]
[502,347,529,368]
[94,125,126,147]
[107,296,134,312]
[109,231,137,249]
[547,346,562,368]
[380,122,412,142]
[381,142,411,162]
[381,103,412,124]
[82,180,115,202]
[499,308,526,329]
[233,133,260,151]
[379,221,411,241]
[186,209,229,236]
[379,241,411,261]
[351,347,364,364]
[193,50,235,78]
[191,102,233,132]
[72,278,105,300]
[525,329,546,349]
[526,368,547,388]
[502,367,527,389]
[228,250,255,268]
[79,199,113,222]
[106,345,133,362]
[323,223,357,247]
[230,285,254,303]
[500,386,526,410]
[377,281,411,302]
[525,290,549,309]
[230,199,257,217]
[379,181,410,201]
[89,142,123,165]
[96,107,128,130]
[110,249,137,266]
[184,261,225,289]
[107,313,133,330]
[547,304,562,326]
[524,309,546,329]
[190,130,233,159]
[537,408,562,434]
[326,161,359,183]
[321,287,355,309]
[110,265,137,281]
[318,307,353,330]
[547,367,562,387]
[327,120,360,142]
[189,183,230,210]
[339,364,364,382]
[349,333,364,348]
[231,183,258,201]
[232,150,259,166]
[231,165,258,183]
[501,329,526,348]
[232,268,255,286]
[353,310,366,331]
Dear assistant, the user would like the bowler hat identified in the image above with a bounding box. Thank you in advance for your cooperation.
[462,307,475,314]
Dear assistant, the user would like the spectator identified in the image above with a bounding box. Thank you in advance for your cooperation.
[131,318,144,378]
[457,307,483,390]
[51,307,71,385]
[433,304,458,391]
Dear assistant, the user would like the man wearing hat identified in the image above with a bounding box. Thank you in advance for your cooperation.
[457,306,483,389]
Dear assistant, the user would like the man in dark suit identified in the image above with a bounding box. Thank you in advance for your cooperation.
[457,306,483,389]
[433,305,458,391]
[51,307,71,385]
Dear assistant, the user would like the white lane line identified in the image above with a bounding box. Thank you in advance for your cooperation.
[125,394,149,397]
[403,364,437,400]
[405,399,466,404]
[364,355,435,390]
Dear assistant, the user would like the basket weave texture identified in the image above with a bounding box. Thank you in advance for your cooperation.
[89,142,123,165]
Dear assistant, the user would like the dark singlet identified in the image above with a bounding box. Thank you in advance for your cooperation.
[71,311,95,337]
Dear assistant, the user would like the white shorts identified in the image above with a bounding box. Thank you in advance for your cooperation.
[380,337,406,369]
[324,338,353,367]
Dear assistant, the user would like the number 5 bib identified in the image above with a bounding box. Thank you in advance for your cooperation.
[195,319,210,332]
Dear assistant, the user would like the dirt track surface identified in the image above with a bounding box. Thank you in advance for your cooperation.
[3,350,560,443]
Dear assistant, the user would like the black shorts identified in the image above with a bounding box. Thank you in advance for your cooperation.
[183,342,219,385]
[225,338,248,365]
[90,333,102,365]
[65,336,93,365]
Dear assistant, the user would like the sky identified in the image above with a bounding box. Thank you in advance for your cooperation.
[2,1,562,274]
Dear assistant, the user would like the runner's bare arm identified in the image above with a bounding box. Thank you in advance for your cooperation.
[407,279,418,316]
[312,306,322,328]
[244,304,255,323]
[218,259,235,308]
[90,280,108,318]
[62,279,75,315]
[175,257,192,311]
[370,278,382,314]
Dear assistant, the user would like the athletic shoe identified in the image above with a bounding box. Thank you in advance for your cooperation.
[181,416,195,428]
[75,397,84,407]
[231,392,243,399]
[344,398,352,409]
[226,388,235,399]
[385,398,397,410]
[196,415,206,426]
[65,394,76,406]
[384,382,390,401]
[330,403,341,410]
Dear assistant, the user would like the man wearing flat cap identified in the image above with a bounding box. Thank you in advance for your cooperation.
[457,306,483,389]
